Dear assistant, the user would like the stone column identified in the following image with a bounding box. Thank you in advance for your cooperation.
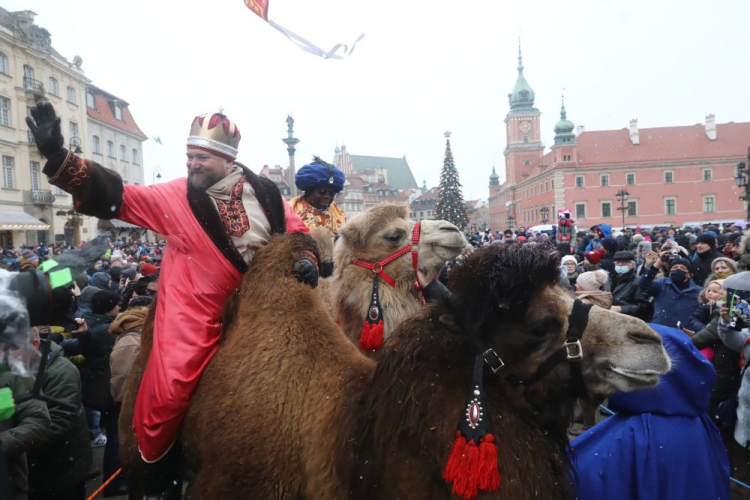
[282,115,300,197]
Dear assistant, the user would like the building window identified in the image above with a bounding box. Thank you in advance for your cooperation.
[93,135,101,154]
[575,203,586,219]
[67,85,76,104]
[0,52,7,74]
[602,202,612,218]
[563,154,571,161]
[48,77,58,96]
[69,122,78,141]
[0,96,10,127]
[664,170,673,183]
[2,156,14,188]
[627,201,637,216]
[665,198,676,215]
[120,144,126,161]
[132,148,139,164]
[114,106,123,121]
[86,92,95,109]
[626,172,635,185]
[524,159,531,166]
[703,195,715,213]
[30,161,40,190]
[544,181,548,192]
[575,175,584,188]
[23,65,34,89]
[107,141,114,157]
[523,135,529,143]
[600,174,609,187]
[703,168,712,181]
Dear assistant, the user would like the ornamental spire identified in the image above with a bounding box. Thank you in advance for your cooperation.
[517,37,524,73]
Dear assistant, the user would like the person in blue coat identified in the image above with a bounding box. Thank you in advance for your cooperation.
[569,324,730,500]
[639,253,702,328]
[585,224,612,252]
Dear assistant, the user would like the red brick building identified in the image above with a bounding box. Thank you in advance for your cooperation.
[489,47,750,231]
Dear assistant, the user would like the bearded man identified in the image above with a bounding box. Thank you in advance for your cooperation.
[27,102,317,499]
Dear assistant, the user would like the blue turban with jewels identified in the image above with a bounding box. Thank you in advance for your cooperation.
[295,157,346,194]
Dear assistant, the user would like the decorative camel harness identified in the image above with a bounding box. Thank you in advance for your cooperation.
[442,298,594,500]
[350,221,423,351]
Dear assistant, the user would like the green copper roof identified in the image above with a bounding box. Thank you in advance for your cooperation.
[349,155,418,190]
[553,98,576,145]
[508,42,535,110]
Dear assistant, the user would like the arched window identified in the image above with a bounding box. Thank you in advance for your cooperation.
[0,52,7,74]
[23,65,34,89]
[67,85,76,104]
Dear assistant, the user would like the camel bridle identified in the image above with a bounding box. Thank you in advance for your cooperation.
[481,298,593,395]
[349,221,423,351]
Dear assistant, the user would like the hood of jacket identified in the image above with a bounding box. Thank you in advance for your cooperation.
[109,306,149,336]
[608,324,714,417]
[575,290,613,309]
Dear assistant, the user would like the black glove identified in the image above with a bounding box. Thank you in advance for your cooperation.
[26,101,65,158]
[293,258,318,288]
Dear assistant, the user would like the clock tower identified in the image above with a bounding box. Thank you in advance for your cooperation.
[503,42,544,188]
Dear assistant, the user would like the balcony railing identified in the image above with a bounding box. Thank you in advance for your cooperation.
[23,77,45,97]
[29,189,54,205]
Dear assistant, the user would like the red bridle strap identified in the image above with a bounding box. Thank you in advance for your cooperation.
[351,221,423,289]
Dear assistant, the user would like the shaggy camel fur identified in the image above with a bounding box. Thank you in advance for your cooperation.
[333,204,468,348]
[309,226,336,317]
[121,239,670,500]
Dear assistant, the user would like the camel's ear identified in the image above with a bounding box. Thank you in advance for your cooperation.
[438,313,461,334]
[339,224,363,248]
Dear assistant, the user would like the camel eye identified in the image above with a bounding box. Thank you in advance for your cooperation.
[386,233,402,243]
[529,317,563,338]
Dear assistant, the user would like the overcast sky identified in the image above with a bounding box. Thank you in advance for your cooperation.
[13,0,750,199]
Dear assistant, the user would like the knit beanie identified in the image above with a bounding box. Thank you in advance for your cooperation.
[91,290,120,315]
[712,257,738,274]
[577,270,609,291]
[561,255,578,266]
[697,233,716,248]
[584,250,602,265]
[91,271,112,290]
[632,234,644,243]
[140,263,158,277]
[670,258,693,274]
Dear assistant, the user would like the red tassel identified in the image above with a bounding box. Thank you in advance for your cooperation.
[478,434,501,492]
[443,432,500,500]
[359,320,384,351]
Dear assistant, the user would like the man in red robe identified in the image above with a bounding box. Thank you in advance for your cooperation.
[27,102,317,499]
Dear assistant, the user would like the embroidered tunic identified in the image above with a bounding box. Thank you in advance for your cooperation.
[44,151,307,462]
[290,195,347,235]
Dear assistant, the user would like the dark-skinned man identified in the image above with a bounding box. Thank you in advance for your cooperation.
[27,102,317,500]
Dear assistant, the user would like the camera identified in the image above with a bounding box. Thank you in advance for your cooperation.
[660,248,679,262]
[726,288,750,331]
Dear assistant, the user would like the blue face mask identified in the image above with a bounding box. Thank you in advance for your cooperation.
[615,265,631,275]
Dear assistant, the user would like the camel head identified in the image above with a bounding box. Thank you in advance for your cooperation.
[448,244,671,399]
[336,204,468,279]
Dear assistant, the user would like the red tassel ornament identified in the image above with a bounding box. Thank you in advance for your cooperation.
[443,356,501,500]
[359,319,384,351]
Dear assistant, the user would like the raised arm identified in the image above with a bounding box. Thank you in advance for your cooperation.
[28,101,178,235]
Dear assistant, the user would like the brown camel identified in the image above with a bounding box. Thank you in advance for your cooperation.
[120,236,670,499]
[333,204,469,349]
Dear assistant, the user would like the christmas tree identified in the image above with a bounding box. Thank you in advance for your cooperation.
[434,131,469,229]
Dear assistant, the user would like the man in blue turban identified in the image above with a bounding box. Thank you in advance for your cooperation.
[291,156,347,234]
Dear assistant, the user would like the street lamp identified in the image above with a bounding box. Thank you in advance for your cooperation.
[615,188,630,230]
[540,206,550,224]
[153,166,162,185]
[735,161,749,221]
[505,201,515,231]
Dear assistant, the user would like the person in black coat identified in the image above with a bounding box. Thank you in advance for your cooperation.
[609,251,650,320]
[692,234,724,287]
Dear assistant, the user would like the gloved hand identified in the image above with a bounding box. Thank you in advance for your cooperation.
[293,258,318,288]
[26,101,65,158]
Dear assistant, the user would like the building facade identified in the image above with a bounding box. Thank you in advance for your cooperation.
[489,46,750,232]
[0,9,91,247]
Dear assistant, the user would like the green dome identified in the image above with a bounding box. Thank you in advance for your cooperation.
[508,46,535,110]
[554,118,575,134]
[553,99,577,145]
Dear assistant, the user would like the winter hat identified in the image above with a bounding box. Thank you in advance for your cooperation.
[584,250,602,265]
[613,251,636,262]
[675,235,690,250]
[704,230,718,237]
[121,268,137,281]
[140,263,158,277]
[628,242,639,251]
[687,234,698,245]
[632,234,644,243]
[577,270,609,291]
[517,236,527,242]
[561,255,578,266]
[697,234,716,248]
[79,285,99,306]
[109,266,122,282]
[91,271,112,290]
[728,232,742,245]
[712,257,738,274]
[670,258,693,274]
[295,157,346,194]
[92,290,121,315]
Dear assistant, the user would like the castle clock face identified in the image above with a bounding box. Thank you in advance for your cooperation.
[519,120,532,133]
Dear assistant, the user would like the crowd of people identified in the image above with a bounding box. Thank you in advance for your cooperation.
[2,241,162,499]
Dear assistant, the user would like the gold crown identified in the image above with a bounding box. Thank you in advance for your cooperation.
[186,112,241,159]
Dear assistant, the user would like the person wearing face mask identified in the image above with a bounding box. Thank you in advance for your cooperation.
[290,157,347,235]
[640,251,702,328]
[692,234,724,287]
[609,251,650,320]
